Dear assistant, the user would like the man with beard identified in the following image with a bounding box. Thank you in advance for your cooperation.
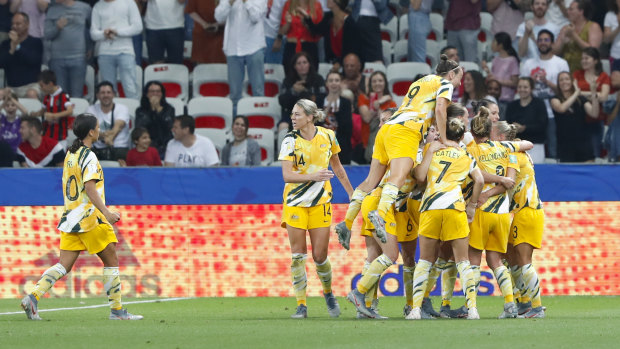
[515,0,560,59]
[520,29,568,160]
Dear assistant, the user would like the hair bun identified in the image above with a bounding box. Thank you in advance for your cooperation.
[440,54,448,62]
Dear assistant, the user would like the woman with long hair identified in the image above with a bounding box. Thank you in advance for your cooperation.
[460,70,495,117]
[483,32,520,111]
[135,81,176,157]
[277,0,323,73]
[21,113,142,321]
[279,99,353,318]
[318,71,353,164]
[221,115,262,166]
[551,71,598,162]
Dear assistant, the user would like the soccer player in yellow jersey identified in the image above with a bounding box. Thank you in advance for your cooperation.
[21,114,142,321]
[467,107,533,319]
[335,55,463,249]
[494,121,545,318]
[279,99,354,319]
[406,118,484,320]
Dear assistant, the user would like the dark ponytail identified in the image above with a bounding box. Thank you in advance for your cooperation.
[68,113,98,153]
[436,54,460,76]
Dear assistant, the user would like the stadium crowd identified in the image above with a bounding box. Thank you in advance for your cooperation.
[1,0,620,168]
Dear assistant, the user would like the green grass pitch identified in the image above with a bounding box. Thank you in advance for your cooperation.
[1,296,619,348]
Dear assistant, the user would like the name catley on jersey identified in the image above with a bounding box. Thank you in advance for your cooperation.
[510,151,543,212]
[467,140,521,214]
[421,146,479,212]
[57,146,108,233]
[278,126,340,207]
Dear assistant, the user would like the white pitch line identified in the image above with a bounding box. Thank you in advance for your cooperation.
[0,297,193,316]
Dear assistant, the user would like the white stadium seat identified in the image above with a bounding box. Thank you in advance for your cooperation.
[237,97,280,131]
[188,97,233,130]
[247,128,275,165]
[192,63,229,98]
[387,62,431,96]
[144,63,189,101]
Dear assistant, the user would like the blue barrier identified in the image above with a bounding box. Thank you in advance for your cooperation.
[1,164,619,206]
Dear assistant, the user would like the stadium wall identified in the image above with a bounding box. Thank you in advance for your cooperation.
[0,165,619,299]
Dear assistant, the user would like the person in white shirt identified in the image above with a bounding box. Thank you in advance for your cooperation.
[87,81,131,160]
[263,0,286,64]
[605,0,620,89]
[520,29,569,160]
[164,114,219,167]
[546,0,571,29]
[143,0,185,64]
[90,0,143,99]
[215,0,266,115]
[515,0,560,60]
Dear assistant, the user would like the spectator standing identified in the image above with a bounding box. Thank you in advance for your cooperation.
[445,0,481,62]
[164,114,219,167]
[185,0,226,64]
[220,115,262,166]
[11,0,49,38]
[460,70,495,117]
[277,0,323,72]
[573,47,610,159]
[0,0,11,43]
[357,71,396,155]
[90,0,142,99]
[520,29,569,159]
[264,0,287,64]
[505,77,548,163]
[87,81,131,160]
[143,0,185,64]
[552,0,602,72]
[350,0,392,63]
[604,0,620,89]
[546,0,571,29]
[0,139,12,166]
[135,81,175,157]
[516,0,560,60]
[487,0,526,40]
[482,32,520,112]
[0,91,28,151]
[30,70,74,142]
[122,127,162,166]
[45,0,91,98]
[405,0,433,63]
[0,12,42,98]
[215,0,266,116]
[317,71,353,164]
[15,116,65,167]
[551,71,597,162]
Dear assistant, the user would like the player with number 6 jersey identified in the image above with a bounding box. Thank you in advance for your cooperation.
[279,99,354,319]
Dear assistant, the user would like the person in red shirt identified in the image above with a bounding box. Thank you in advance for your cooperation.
[30,70,74,142]
[277,0,323,72]
[122,127,162,167]
[15,116,65,167]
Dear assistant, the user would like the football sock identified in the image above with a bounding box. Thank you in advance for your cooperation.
[31,263,67,301]
[493,265,514,304]
[315,258,332,294]
[471,264,481,294]
[377,183,399,218]
[103,267,122,310]
[366,276,380,308]
[357,254,392,294]
[441,260,457,307]
[403,265,415,307]
[412,259,433,308]
[522,264,542,308]
[425,258,445,298]
[457,260,477,309]
[344,188,368,229]
[291,254,307,306]
[510,265,523,302]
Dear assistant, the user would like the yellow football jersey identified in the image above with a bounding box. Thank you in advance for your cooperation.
[509,152,543,212]
[386,75,453,131]
[420,146,478,212]
[57,146,107,233]
[467,140,521,214]
[279,126,341,207]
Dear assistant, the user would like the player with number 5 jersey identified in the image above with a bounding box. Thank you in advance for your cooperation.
[279,99,354,319]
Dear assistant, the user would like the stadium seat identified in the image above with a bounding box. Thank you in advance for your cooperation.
[99,160,121,167]
[244,63,284,97]
[362,62,387,77]
[183,41,192,59]
[71,97,90,116]
[460,61,481,73]
[166,97,186,116]
[0,68,4,88]
[479,12,492,44]
[318,62,332,79]
[429,13,444,41]
[188,97,233,130]
[393,95,404,108]
[387,62,431,96]
[237,97,280,130]
[95,65,143,99]
[382,40,392,65]
[603,59,611,76]
[380,16,398,42]
[83,65,95,102]
[399,15,408,40]
[192,64,229,97]
[113,97,140,133]
[276,128,288,154]
[426,39,440,69]
[18,98,43,113]
[247,128,275,165]
[393,39,408,63]
[194,128,230,156]
[144,63,189,101]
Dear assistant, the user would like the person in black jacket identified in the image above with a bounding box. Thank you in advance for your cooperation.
[317,71,353,164]
[301,0,360,70]
[135,81,176,157]
[505,77,548,163]
[278,51,326,131]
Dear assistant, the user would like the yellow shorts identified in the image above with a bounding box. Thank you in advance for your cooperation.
[418,209,469,241]
[281,203,332,230]
[372,122,423,165]
[360,193,380,237]
[469,210,511,253]
[60,223,118,254]
[406,197,421,231]
[509,207,544,249]
[360,194,416,242]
